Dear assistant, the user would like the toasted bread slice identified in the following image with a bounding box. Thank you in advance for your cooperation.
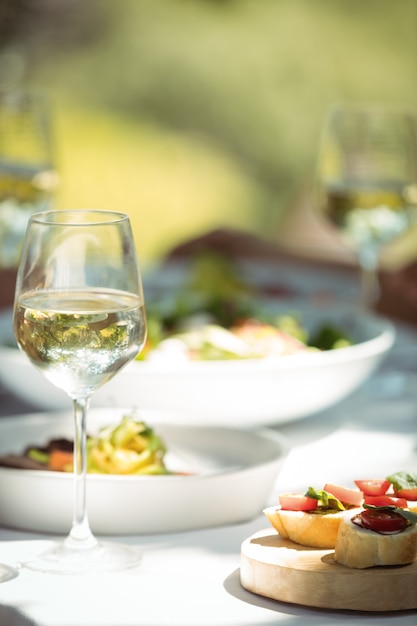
[264,506,360,549]
[334,515,417,568]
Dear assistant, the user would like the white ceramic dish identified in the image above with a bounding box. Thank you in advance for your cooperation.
[0,300,395,425]
[0,408,287,535]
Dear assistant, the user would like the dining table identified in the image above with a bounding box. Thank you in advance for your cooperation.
[0,253,417,626]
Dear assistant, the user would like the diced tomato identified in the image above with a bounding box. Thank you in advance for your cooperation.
[393,487,417,501]
[364,495,408,508]
[354,479,390,497]
[353,508,408,534]
[47,449,73,472]
[323,483,363,507]
[279,493,318,512]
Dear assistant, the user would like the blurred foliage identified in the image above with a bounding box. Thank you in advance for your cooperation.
[0,0,416,264]
[53,104,264,262]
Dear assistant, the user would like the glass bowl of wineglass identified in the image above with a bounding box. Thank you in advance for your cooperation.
[315,103,417,309]
[0,89,57,270]
[13,209,147,574]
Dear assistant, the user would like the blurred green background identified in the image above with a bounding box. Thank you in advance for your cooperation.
[1,0,416,267]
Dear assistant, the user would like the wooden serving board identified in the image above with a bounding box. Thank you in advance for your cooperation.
[240,529,417,612]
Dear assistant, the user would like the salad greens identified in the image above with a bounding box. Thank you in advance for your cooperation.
[140,253,353,361]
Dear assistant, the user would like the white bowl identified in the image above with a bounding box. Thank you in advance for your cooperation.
[0,408,287,535]
[0,300,395,426]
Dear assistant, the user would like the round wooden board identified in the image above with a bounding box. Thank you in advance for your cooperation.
[240,528,417,612]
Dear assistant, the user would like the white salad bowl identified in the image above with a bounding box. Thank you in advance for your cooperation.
[0,299,395,426]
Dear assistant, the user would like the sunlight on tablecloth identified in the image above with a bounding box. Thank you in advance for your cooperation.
[275,427,416,494]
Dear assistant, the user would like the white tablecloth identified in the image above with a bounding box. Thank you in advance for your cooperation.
[0,382,416,625]
[1,265,417,625]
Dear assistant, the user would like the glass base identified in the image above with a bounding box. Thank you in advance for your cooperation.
[0,564,19,583]
[20,540,142,575]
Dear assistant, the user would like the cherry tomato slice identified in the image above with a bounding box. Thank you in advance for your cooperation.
[394,487,417,501]
[364,495,408,508]
[279,493,318,511]
[354,479,390,497]
[323,483,363,507]
[354,509,408,534]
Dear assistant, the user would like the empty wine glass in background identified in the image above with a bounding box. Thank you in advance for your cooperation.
[0,89,56,580]
[13,209,147,574]
[0,89,58,269]
[315,103,417,309]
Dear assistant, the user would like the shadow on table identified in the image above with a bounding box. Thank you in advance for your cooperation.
[0,604,38,626]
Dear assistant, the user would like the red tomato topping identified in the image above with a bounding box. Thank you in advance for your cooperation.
[354,479,390,497]
[364,495,408,508]
[393,487,417,501]
[323,483,363,507]
[354,509,408,534]
[279,493,318,512]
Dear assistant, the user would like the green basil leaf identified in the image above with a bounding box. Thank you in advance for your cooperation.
[386,470,417,491]
[304,486,344,511]
[399,509,417,524]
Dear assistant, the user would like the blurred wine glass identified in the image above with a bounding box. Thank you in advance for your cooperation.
[0,88,57,579]
[0,89,57,269]
[315,104,417,309]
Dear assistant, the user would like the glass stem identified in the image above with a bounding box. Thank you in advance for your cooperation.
[64,396,98,551]
[358,248,380,310]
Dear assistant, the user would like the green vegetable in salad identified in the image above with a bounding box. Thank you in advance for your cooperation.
[310,324,352,351]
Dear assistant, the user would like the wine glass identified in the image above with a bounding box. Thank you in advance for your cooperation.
[315,103,417,309]
[0,89,57,269]
[13,209,147,574]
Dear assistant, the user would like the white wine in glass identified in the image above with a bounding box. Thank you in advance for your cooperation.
[13,210,147,574]
[315,104,417,308]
